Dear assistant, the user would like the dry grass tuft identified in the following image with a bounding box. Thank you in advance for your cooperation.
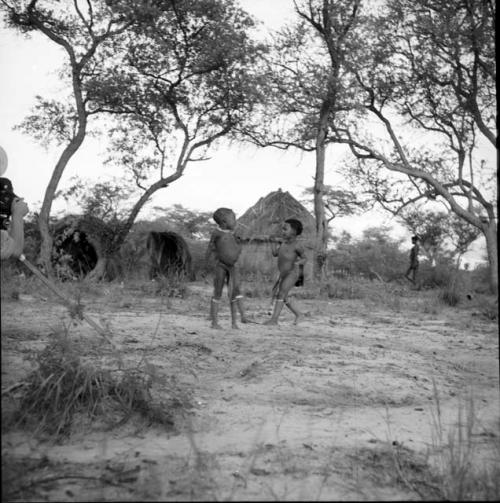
[480,298,498,321]
[429,381,500,500]
[12,331,190,439]
[438,286,461,306]
[319,278,365,300]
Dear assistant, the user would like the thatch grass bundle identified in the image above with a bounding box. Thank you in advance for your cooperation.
[235,189,316,281]
[14,333,186,438]
[236,188,315,240]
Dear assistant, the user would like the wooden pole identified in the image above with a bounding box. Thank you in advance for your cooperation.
[18,254,118,349]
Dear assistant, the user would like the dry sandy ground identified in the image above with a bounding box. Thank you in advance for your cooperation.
[1,281,499,501]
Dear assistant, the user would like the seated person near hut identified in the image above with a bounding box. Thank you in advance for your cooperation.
[265,218,306,326]
[206,207,250,329]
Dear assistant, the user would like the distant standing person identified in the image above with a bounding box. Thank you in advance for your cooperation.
[205,207,250,329]
[265,218,306,325]
[405,235,420,284]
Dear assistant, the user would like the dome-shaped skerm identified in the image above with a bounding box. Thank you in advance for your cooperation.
[147,231,194,280]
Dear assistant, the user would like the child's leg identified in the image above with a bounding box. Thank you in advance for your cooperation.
[231,270,253,323]
[268,277,280,314]
[264,272,296,325]
[211,266,225,329]
[210,298,222,329]
[228,268,240,329]
[263,299,284,325]
[284,298,301,324]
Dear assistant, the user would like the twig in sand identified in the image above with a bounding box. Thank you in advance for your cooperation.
[6,474,128,498]
[1,382,28,396]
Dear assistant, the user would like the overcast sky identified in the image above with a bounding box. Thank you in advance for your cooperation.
[0,0,492,265]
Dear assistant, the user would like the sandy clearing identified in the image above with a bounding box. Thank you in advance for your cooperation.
[2,284,499,501]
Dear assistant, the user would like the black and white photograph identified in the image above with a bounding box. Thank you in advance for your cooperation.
[1,0,498,500]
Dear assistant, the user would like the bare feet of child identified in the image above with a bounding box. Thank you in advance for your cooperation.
[264,319,278,326]
[293,314,301,325]
[241,316,258,324]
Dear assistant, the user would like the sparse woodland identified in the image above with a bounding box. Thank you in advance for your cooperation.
[1,0,497,501]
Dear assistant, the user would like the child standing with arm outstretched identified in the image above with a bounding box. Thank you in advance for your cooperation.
[265,218,306,326]
[206,207,250,329]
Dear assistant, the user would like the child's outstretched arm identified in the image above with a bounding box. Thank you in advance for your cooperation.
[270,241,280,257]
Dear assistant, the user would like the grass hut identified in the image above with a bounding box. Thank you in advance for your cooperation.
[236,189,316,282]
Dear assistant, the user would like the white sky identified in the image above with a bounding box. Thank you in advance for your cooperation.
[0,0,493,265]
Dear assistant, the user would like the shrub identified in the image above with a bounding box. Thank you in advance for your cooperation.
[469,264,492,294]
[327,226,408,282]
[13,331,187,439]
[320,278,364,299]
[429,382,500,500]
[480,298,498,321]
[150,271,190,298]
[417,261,455,289]
[188,239,210,279]
[439,287,461,306]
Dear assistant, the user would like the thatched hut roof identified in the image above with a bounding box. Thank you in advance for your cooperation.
[236,188,315,242]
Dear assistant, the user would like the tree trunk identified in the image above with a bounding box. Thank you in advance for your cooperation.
[86,256,110,282]
[38,137,86,276]
[483,221,498,295]
[85,255,123,282]
[38,59,87,276]
[313,102,330,281]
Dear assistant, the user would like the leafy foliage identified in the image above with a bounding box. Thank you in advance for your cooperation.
[400,207,481,263]
[328,226,408,281]
[56,176,136,224]
[302,185,369,223]
[151,204,213,240]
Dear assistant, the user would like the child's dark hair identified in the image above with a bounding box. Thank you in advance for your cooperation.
[213,207,234,226]
[285,218,303,236]
[411,235,419,242]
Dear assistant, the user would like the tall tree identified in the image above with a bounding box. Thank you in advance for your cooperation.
[330,0,497,292]
[3,0,143,275]
[239,0,363,279]
[81,0,264,279]
[4,0,264,280]
[302,184,369,245]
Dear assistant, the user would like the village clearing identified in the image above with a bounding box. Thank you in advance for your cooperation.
[1,280,499,501]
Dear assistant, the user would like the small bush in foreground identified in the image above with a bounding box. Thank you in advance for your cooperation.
[13,332,189,439]
[481,298,498,321]
[429,382,500,500]
[438,287,461,306]
[320,278,364,300]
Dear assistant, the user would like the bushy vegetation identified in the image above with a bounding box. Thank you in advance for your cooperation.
[6,217,491,315]
[326,227,411,282]
[9,330,191,439]
[428,383,500,501]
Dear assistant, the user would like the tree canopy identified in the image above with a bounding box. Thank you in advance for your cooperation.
[4,0,265,279]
